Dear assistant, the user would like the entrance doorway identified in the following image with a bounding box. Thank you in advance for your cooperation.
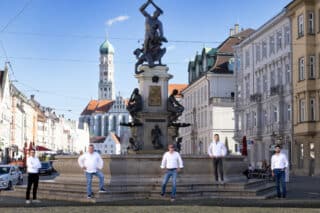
[309,143,315,176]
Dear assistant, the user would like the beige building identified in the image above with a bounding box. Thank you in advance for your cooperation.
[287,0,320,176]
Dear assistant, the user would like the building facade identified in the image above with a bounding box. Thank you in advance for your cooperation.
[91,132,121,155]
[287,0,320,176]
[180,26,254,155]
[0,66,12,161]
[234,10,292,168]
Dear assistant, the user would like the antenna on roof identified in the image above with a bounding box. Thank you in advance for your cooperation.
[105,27,109,41]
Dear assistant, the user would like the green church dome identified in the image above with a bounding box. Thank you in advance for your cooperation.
[100,39,114,55]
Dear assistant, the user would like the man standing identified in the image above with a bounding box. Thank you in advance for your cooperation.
[271,145,289,198]
[208,134,227,183]
[26,149,41,204]
[160,144,184,202]
[78,144,107,198]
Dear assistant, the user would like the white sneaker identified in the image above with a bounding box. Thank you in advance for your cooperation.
[25,200,31,204]
[32,200,41,203]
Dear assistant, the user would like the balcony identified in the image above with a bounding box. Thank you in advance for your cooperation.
[250,93,262,103]
[270,85,283,96]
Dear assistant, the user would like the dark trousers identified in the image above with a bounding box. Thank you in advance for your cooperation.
[213,158,224,181]
[274,169,286,198]
[26,173,39,200]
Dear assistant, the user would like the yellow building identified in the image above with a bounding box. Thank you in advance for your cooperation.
[287,0,320,176]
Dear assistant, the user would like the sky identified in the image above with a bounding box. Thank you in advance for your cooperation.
[0,0,292,120]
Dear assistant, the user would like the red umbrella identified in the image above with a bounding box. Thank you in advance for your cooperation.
[241,136,248,156]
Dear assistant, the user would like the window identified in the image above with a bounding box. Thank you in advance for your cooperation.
[285,64,291,84]
[270,70,275,87]
[298,14,304,37]
[246,113,250,129]
[299,57,305,81]
[298,143,304,168]
[276,31,282,51]
[245,78,250,100]
[319,9,320,33]
[112,116,117,132]
[263,110,268,125]
[269,36,275,56]
[256,43,261,63]
[310,98,316,121]
[300,99,305,122]
[263,74,268,93]
[287,104,292,121]
[308,12,314,34]
[284,26,290,47]
[310,56,315,78]
[262,40,267,58]
[253,111,257,127]
[278,67,282,85]
[245,50,250,68]
[256,76,261,93]
[273,106,278,123]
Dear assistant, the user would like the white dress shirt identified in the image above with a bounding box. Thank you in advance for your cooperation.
[160,151,184,169]
[271,153,289,170]
[26,156,41,174]
[207,141,227,157]
[78,152,103,173]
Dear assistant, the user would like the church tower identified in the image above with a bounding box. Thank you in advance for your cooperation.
[98,39,115,100]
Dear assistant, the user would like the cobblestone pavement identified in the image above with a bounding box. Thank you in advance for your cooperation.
[0,176,319,211]
[0,206,320,213]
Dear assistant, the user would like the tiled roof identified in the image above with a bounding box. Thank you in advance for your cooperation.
[81,99,114,115]
[168,84,188,97]
[110,132,120,145]
[90,136,106,143]
[209,29,255,74]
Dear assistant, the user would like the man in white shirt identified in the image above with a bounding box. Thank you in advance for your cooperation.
[25,149,42,204]
[207,134,227,183]
[160,144,184,202]
[78,144,106,198]
[271,144,289,198]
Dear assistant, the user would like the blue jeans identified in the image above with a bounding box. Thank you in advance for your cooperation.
[85,170,105,196]
[274,169,286,198]
[161,169,177,198]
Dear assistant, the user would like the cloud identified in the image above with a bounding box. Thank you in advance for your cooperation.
[167,45,176,51]
[106,15,130,27]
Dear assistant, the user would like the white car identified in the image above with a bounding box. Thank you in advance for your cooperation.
[0,165,23,190]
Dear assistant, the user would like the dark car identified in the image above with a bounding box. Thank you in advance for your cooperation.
[39,162,53,175]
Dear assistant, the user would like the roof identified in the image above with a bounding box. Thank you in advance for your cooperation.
[168,84,188,97]
[90,136,106,143]
[81,99,114,115]
[100,39,114,55]
[110,132,120,145]
[209,29,255,74]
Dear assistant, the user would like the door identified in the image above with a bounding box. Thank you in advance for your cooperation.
[309,143,315,176]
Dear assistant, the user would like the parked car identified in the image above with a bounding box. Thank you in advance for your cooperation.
[0,165,23,190]
[39,162,54,175]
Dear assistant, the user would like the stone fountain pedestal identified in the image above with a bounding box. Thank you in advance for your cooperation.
[131,65,173,152]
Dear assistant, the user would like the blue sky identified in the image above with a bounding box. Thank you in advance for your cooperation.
[0,0,291,119]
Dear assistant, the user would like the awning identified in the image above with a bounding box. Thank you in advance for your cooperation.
[35,145,51,151]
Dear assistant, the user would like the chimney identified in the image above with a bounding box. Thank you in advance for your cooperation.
[234,24,240,34]
[230,28,235,36]
[30,94,35,100]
